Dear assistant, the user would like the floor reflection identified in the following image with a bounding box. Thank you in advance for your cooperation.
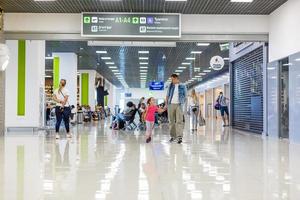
[0,119,300,199]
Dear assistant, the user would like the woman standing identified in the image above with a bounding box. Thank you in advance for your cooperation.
[189,89,199,132]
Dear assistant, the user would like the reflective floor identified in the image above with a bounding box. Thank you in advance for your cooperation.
[1,119,300,200]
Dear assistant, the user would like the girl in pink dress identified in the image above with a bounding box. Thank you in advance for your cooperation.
[144,97,166,143]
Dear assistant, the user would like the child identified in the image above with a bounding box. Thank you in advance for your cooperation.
[144,97,166,143]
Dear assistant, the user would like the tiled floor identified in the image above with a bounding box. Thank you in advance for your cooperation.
[1,119,300,200]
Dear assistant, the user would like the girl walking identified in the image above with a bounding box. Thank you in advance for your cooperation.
[144,97,166,143]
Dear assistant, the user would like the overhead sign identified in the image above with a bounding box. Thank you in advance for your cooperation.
[149,81,164,91]
[210,56,225,71]
[81,13,181,38]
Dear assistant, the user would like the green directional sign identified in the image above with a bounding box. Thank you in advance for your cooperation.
[132,17,139,24]
[81,12,181,38]
[84,16,91,24]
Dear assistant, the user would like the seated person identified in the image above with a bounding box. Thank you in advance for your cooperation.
[139,103,146,123]
[111,101,136,129]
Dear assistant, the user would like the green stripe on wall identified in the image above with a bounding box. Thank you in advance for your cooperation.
[17,40,26,116]
[53,57,60,90]
[104,96,108,106]
[81,73,89,106]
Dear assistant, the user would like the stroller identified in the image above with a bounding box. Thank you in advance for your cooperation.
[123,109,138,131]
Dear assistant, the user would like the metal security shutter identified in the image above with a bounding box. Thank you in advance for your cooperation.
[232,46,264,133]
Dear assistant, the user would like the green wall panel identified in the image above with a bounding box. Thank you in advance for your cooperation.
[17,40,26,116]
[104,96,108,106]
[53,57,60,90]
[81,73,89,106]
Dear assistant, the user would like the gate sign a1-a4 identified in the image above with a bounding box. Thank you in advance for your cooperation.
[81,13,181,38]
[149,81,164,91]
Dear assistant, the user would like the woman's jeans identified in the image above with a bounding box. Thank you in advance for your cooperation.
[191,107,199,130]
[55,106,71,133]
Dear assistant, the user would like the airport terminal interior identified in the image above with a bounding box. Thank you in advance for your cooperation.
[0,0,300,199]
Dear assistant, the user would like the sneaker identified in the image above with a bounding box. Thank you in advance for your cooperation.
[177,137,182,144]
[67,133,72,138]
[56,134,60,140]
[146,137,152,143]
[169,138,175,143]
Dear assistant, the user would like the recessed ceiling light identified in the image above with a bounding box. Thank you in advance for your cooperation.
[195,75,202,78]
[175,70,183,72]
[231,0,253,2]
[186,57,196,60]
[45,57,54,60]
[203,70,211,73]
[96,50,107,54]
[140,70,148,72]
[197,43,210,46]
[114,72,121,75]
[105,62,115,65]
[199,73,206,75]
[182,62,191,65]
[223,58,230,61]
[191,51,202,54]
[138,51,149,54]
[101,57,111,60]
[295,58,300,62]
[140,66,148,69]
[112,70,119,72]
[140,62,148,65]
[139,57,148,60]
[109,66,117,69]
[178,66,186,69]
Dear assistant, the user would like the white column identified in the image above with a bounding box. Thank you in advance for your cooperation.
[203,90,207,119]
[5,40,45,128]
[78,70,96,111]
[52,53,77,108]
[107,83,116,110]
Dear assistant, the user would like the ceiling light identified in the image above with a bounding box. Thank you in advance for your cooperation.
[112,70,119,72]
[96,50,107,54]
[230,0,253,2]
[138,51,149,54]
[283,63,293,66]
[199,73,206,75]
[178,66,186,69]
[105,62,115,65]
[182,62,191,65]
[223,58,230,61]
[197,43,210,46]
[140,70,148,72]
[109,66,117,69]
[45,57,54,60]
[140,66,148,69]
[114,73,121,75]
[165,0,187,1]
[175,70,183,73]
[186,57,196,60]
[191,51,202,54]
[203,70,211,73]
[195,75,202,78]
[140,62,148,65]
[101,57,111,60]
[139,57,148,60]
[295,58,300,62]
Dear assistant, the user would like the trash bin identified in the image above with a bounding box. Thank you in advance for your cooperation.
[77,111,83,124]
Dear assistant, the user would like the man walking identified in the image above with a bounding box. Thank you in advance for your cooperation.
[166,74,187,144]
[217,91,230,127]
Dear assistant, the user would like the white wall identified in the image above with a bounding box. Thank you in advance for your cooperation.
[269,0,300,62]
[4,13,269,35]
[52,53,77,107]
[5,40,45,128]
[125,88,166,101]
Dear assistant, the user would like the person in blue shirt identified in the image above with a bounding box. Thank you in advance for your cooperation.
[165,74,187,144]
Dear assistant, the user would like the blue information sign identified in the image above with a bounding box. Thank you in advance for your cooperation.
[149,81,164,90]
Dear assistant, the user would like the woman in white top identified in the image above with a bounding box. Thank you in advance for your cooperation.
[53,79,72,139]
[189,89,199,132]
